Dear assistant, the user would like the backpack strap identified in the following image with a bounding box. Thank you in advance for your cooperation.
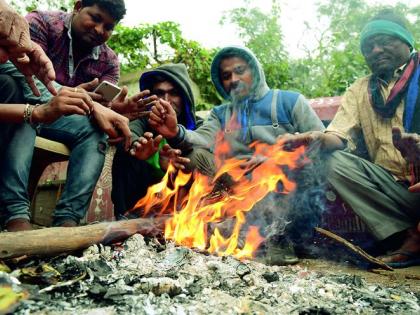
[271,89,279,128]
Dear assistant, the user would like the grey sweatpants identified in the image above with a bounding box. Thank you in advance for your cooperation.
[327,151,420,240]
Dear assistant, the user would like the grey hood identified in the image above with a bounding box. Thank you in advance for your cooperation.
[210,46,270,102]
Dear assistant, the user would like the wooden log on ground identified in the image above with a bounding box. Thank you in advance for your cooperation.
[0,217,166,260]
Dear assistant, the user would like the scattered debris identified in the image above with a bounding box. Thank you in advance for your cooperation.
[0,234,418,314]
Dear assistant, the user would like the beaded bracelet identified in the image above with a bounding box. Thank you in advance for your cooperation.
[23,104,35,124]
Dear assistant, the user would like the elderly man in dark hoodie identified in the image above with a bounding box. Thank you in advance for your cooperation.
[148,46,325,264]
[111,63,201,219]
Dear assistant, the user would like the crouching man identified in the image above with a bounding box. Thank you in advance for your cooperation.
[111,63,202,219]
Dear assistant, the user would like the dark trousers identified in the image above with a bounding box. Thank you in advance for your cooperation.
[327,151,420,240]
[111,146,219,219]
[0,74,24,149]
[111,146,162,219]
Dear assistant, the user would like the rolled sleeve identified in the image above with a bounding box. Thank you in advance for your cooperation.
[326,86,361,151]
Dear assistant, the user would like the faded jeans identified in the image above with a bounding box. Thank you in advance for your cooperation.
[0,114,108,226]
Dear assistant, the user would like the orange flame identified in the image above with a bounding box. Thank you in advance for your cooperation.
[132,133,306,260]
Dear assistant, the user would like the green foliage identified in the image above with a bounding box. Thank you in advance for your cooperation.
[221,0,290,90]
[11,0,420,102]
[11,0,73,13]
[108,22,219,109]
[289,0,420,97]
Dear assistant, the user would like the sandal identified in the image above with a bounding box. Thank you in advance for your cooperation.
[378,251,420,268]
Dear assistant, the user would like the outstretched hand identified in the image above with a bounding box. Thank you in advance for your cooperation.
[0,2,57,95]
[392,127,420,163]
[111,87,158,120]
[148,99,179,138]
[10,42,57,96]
[0,3,32,60]
[129,132,162,160]
[159,144,190,171]
[281,131,323,151]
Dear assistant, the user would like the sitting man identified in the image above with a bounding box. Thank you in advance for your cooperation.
[112,63,201,219]
[0,0,144,231]
[0,66,132,232]
[284,9,420,268]
[148,46,325,264]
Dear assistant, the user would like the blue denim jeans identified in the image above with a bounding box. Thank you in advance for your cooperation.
[0,115,107,226]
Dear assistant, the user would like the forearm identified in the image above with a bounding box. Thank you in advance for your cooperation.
[0,104,26,123]
[317,131,346,151]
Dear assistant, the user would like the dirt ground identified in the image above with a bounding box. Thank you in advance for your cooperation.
[301,258,420,292]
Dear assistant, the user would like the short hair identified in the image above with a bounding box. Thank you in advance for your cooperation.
[370,8,408,29]
[81,0,126,22]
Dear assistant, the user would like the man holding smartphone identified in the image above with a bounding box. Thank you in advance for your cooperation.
[0,0,138,231]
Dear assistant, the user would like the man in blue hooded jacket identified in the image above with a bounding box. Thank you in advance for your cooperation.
[150,47,324,185]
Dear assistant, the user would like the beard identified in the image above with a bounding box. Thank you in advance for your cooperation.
[229,81,250,103]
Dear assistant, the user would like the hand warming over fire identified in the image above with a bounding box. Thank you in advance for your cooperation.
[159,144,190,171]
[240,155,267,174]
[392,127,420,163]
[148,99,179,138]
[281,131,323,151]
[129,132,163,160]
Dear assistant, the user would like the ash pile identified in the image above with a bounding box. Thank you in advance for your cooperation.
[2,234,419,315]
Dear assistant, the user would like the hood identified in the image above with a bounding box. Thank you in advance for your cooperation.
[210,46,270,102]
[139,63,197,129]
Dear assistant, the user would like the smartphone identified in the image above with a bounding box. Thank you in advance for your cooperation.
[94,80,121,102]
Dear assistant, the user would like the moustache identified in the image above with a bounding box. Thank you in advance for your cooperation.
[229,81,248,94]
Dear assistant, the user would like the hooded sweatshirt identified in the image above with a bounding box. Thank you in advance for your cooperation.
[130,63,200,141]
[169,46,324,158]
[129,63,201,174]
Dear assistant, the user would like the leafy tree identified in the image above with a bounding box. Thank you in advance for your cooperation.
[11,0,72,13]
[108,22,219,109]
[220,0,290,90]
[290,0,420,98]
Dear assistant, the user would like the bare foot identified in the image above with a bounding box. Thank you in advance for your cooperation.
[5,218,33,232]
[378,227,420,266]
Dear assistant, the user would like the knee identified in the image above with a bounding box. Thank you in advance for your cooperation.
[67,115,107,141]
[185,148,216,176]
[326,150,354,179]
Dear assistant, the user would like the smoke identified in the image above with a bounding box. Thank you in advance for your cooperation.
[229,81,251,103]
[238,143,330,252]
[285,147,329,245]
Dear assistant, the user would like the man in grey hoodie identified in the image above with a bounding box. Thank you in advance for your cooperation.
[148,46,325,264]
[150,47,324,180]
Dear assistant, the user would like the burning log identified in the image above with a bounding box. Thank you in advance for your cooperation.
[0,217,166,260]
